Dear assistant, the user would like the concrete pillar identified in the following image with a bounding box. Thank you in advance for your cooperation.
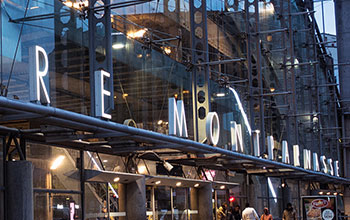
[118,183,126,220]
[190,188,199,220]
[344,187,350,217]
[335,0,350,178]
[126,177,146,220]
[7,161,33,220]
[198,183,213,220]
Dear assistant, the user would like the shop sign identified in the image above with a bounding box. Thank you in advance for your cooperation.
[28,46,341,178]
[168,97,341,177]
[302,196,337,220]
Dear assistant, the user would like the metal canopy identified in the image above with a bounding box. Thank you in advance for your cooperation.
[0,97,349,184]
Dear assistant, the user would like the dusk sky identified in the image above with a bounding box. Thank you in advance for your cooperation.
[314,0,336,35]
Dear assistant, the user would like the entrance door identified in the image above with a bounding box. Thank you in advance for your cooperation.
[147,185,193,220]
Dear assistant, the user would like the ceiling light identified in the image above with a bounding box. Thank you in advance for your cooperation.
[50,156,65,170]
[157,120,163,125]
[138,165,147,174]
[176,182,182,187]
[326,192,331,195]
[127,29,147,38]
[319,191,324,195]
[113,177,120,182]
[194,183,200,187]
[220,185,225,189]
[155,181,161,185]
[216,93,225,97]
[112,43,125,49]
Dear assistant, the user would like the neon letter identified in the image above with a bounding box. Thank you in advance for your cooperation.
[303,149,311,170]
[267,136,274,160]
[95,70,111,119]
[168,98,188,137]
[29,46,50,104]
[282,141,290,164]
[312,153,320,171]
[293,145,300,166]
[206,112,220,145]
[231,121,243,152]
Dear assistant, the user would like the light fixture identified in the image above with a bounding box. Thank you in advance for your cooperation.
[75,205,80,209]
[319,191,324,195]
[137,54,143,58]
[155,180,161,185]
[281,183,286,188]
[326,192,331,195]
[157,120,163,125]
[57,204,64,209]
[138,165,147,174]
[176,182,182,187]
[103,159,108,163]
[333,192,338,195]
[183,90,190,94]
[339,193,344,196]
[113,177,120,182]
[50,155,65,170]
[112,43,125,49]
[127,29,147,38]
[220,185,225,189]
[270,87,275,92]
[30,6,39,9]
[194,183,200,188]
[216,93,225,97]
[163,161,174,172]
[122,93,128,99]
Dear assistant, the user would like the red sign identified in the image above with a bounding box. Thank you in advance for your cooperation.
[311,199,329,208]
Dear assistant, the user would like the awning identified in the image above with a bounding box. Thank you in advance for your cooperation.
[0,97,349,184]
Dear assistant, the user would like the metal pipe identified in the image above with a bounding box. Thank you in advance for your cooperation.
[0,97,348,183]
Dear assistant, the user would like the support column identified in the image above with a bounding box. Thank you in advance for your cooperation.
[126,177,146,220]
[118,183,126,220]
[7,161,33,220]
[190,187,199,220]
[344,187,350,217]
[197,183,213,220]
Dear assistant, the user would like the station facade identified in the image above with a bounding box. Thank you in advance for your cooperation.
[0,0,349,219]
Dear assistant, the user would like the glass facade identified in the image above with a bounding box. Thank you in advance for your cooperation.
[0,0,346,219]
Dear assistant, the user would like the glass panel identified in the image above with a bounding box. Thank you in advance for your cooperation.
[34,192,81,220]
[27,143,80,190]
[173,187,189,220]
[85,182,108,220]
[154,186,172,220]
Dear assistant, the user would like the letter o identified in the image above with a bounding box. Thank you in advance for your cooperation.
[206,112,220,145]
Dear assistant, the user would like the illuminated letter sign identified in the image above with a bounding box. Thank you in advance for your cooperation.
[267,136,274,160]
[293,145,300,166]
[95,70,112,119]
[334,161,339,177]
[312,153,320,171]
[303,149,311,169]
[206,112,220,145]
[327,158,334,175]
[230,121,243,152]
[29,46,50,104]
[168,98,188,138]
[320,155,328,173]
[282,141,290,164]
[253,130,260,157]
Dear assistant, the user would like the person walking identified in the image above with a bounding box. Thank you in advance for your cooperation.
[261,207,273,220]
[282,203,296,220]
[242,203,259,220]
[217,202,228,220]
[230,205,241,220]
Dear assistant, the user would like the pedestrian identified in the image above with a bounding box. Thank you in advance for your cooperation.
[282,203,296,220]
[217,202,228,220]
[230,204,241,220]
[261,207,273,220]
[242,203,259,220]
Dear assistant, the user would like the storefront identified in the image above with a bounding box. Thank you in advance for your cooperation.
[0,0,349,219]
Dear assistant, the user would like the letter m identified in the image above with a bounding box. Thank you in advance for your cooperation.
[168,98,188,138]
